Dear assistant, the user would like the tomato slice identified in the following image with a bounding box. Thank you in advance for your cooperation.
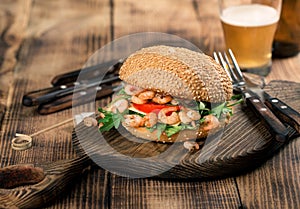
[132,103,179,114]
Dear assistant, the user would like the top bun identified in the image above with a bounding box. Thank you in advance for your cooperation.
[119,45,232,103]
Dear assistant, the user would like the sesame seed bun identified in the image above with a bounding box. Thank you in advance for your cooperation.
[119,45,233,103]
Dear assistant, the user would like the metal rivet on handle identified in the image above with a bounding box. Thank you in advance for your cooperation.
[271,99,279,103]
[253,99,260,103]
[260,108,267,111]
[80,91,87,96]
[281,105,288,109]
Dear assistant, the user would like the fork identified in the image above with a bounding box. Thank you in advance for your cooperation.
[214,49,289,143]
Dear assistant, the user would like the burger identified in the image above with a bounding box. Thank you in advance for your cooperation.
[98,45,237,143]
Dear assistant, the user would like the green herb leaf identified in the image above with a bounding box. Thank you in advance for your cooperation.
[227,98,244,107]
[156,123,167,139]
[231,94,243,100]
[199,102,206,110]
[98,107,125,132]
[211,102,226,118]
[164,124,197,137]
[112,113,122,129]
[164,125,181,137]
[116,88,127,95]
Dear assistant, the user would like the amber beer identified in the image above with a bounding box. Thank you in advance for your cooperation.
[220,4,279,71]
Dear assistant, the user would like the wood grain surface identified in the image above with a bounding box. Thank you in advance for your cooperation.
[0,0,299,209]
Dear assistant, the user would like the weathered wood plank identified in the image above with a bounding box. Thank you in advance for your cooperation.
[0,0,32,124]
[0,0,112,164]
[267,55,300,83]
[111,177,241,209]
[0,0,112,208]
[113,0,225,55]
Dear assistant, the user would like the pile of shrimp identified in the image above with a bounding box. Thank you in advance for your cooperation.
[107,84,220,131]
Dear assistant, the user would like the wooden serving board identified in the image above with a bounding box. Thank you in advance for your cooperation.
[74,80,300,179]
[1,80,299,208]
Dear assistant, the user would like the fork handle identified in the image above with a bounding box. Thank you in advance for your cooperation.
[246,95,289,143]
[265,98,300,134]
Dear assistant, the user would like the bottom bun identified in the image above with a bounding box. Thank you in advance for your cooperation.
[122,122,222,143]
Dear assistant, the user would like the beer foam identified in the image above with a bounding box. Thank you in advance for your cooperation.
[221,4,279,27]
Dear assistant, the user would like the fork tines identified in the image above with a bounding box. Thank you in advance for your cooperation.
[213,49,245,87]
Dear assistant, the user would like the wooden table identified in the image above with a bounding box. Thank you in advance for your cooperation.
[0,0,299,208]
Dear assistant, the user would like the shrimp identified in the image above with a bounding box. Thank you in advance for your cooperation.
[111,99,128,113]
[170,98,179,105]
[178,111,193,124]
[138,90,155,100]
[158,107,180,125]
[123,114,145,127]
[131,95,147,104]
[152,93,172,104]
[143,112,158,127]
[186,109,201,120]
[202,114,220,131]
[124,84,144,96]
[179,108,201,124]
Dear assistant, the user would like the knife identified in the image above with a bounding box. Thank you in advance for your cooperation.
[22,58,123,107]
[37,84,119,114]
[23,75,120,107]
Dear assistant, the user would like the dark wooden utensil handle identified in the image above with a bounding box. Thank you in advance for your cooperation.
[22,84,74,106]
[246,95,289,143]
[265,97,300,133]
[37,85,115,114]
[51,69,81,86]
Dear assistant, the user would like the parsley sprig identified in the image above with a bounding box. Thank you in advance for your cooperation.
[98,108,126,132]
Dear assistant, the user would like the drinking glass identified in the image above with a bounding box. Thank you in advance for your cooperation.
[218,0,282,76]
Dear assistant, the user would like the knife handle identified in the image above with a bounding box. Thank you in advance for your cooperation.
[265,97,300,134]
[37,85,115,114]
[51,69,81,86]
[22,84,74,106]
[246,95,289,143]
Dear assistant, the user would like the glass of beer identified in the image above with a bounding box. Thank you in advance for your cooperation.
[218,0,282,76]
